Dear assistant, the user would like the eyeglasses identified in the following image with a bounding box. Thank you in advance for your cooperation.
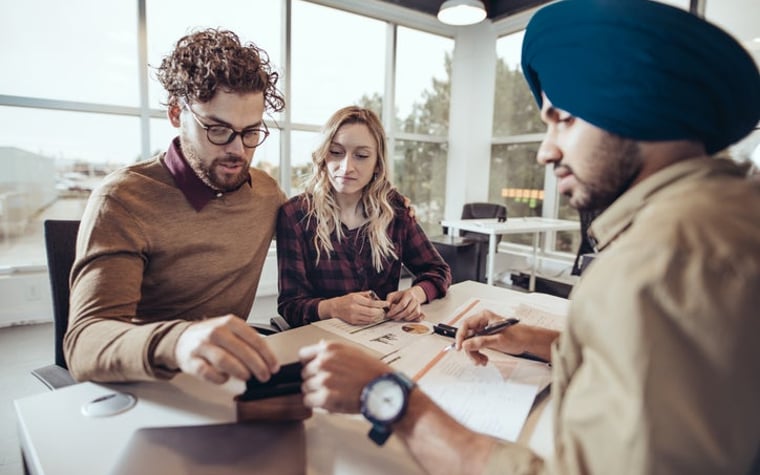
[181,98,269,148]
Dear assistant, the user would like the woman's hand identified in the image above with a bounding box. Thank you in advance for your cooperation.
[386,286,426,321]
[318,291,388,325]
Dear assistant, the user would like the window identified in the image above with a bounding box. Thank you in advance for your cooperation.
[395,27,453,136]
[393,28,453,234]
[291,1,385,125]
[1,0,755,278]
[0,106,141,267]
[146,0,282,112]
[0,0,138,106]
[289,130,320,195]
[489,31,576,251]
[394,140,448,236]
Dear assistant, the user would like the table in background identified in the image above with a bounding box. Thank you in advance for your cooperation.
[440,217,579,289]
[16,281,559,475]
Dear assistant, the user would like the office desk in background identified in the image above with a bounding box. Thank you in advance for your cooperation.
[15,282,560,475]
[441,217,579,289]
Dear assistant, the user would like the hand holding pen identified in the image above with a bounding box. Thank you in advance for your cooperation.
[322,291,388,326]
[443,318,519,352]
[454,310,528,366]
[380,288,426,322]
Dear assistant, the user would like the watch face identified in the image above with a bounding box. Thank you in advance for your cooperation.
[365,378,406,423]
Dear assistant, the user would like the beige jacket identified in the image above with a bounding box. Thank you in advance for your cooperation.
[485,157,760,474]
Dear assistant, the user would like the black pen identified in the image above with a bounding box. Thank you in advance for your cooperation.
[444,317,520,351]
[368,290,390,313]
[476,318,520,336]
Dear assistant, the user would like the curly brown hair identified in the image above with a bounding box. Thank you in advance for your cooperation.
[155,28,285,112]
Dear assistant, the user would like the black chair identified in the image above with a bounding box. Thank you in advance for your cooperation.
[31,219,283,390]
[430,235,479,283]
[459,203,507,283]
[31,220,80,389]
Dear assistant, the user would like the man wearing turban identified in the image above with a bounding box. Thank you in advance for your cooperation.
[296,1,760,473]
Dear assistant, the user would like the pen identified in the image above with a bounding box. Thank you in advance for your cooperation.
[444,317,520,351]
[475,318,520,336]
[368,290,390,313]
[433,322,458,338]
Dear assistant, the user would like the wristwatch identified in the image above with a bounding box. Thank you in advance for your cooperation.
[360,372,417,446]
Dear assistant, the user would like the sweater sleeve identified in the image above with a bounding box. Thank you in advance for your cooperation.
[65,192,188,382]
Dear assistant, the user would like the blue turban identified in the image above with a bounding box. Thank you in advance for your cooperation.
[521,0,760,154]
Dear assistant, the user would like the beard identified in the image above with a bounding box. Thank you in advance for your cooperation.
[562,134,642,211]
[180,131,251,192]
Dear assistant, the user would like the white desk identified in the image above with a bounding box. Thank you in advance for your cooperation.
[441,217,579,289]
[16,282,558,475]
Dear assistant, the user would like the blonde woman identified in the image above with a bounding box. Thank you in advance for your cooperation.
[276,106,451,328]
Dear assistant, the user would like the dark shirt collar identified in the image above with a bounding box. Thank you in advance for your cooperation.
[163,137,251,212]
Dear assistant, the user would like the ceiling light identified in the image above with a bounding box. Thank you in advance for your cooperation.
[437,0,487,26]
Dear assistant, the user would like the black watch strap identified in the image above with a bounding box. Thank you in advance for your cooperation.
[368,423,393,445]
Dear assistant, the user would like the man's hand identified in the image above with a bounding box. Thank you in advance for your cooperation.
[319,291,388,325]
[299,341,390,413]
[454,310,528,365]
[174,314,280,385]
[455,310,556,365]
[386,286,426,321]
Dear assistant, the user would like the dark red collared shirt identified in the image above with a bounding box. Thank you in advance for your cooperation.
[276,190,451,327]
[162,137,251,211]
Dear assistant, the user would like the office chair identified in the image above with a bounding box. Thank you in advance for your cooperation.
[460,203,507,283]
[31,219,285,390]
[31,220,80,389]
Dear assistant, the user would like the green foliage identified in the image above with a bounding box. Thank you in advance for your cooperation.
[352,52,555,237]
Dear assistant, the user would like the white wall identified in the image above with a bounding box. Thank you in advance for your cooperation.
[444,21,497,221]
[0,270,52,326]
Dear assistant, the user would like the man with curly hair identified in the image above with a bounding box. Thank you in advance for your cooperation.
[64,29,288,385]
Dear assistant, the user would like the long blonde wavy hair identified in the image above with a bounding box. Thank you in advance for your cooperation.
[303,106,398,272]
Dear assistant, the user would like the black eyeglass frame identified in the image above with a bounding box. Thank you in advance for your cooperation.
[180,98,270,149]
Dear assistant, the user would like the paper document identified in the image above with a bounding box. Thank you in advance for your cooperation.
[445,295,568,331]
[314,292,565,441]
[387,334,551,441]
[314,318,435,356]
